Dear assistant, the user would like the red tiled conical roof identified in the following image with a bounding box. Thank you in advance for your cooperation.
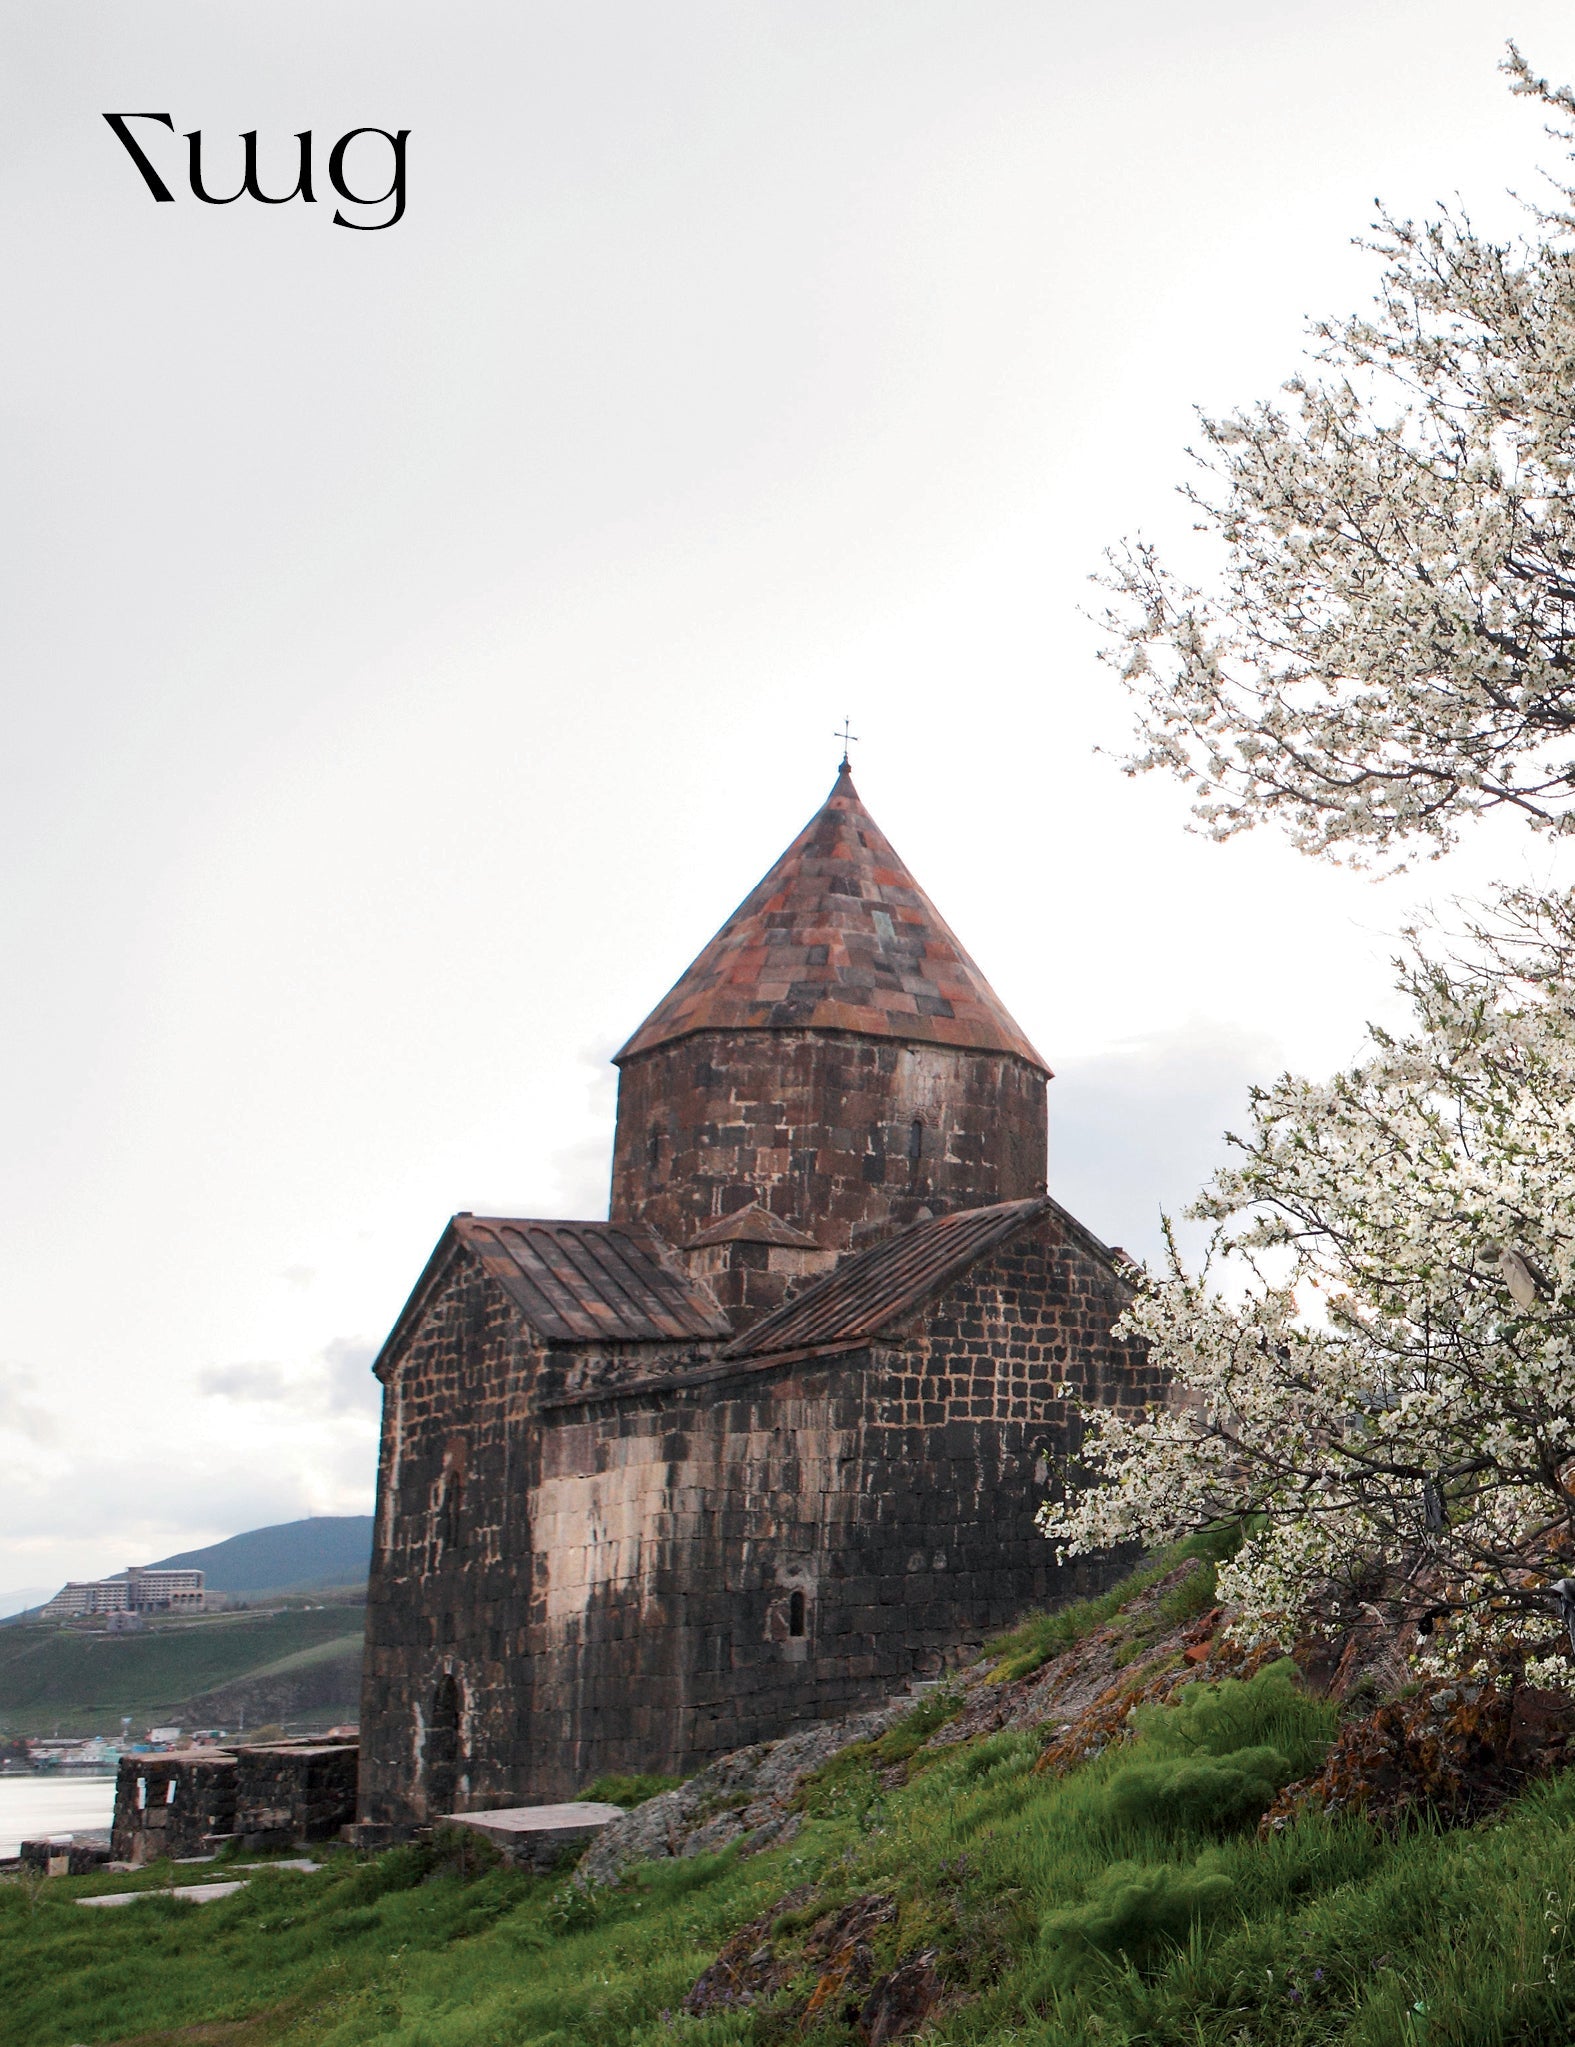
[616,769,1049,1071]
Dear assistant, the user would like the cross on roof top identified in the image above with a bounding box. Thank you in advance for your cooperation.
[835,717,859,773]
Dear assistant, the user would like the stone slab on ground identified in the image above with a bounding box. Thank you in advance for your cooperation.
[78,1880,250,1908]
[74,1861,322,1908]
[437,1802,626,1870]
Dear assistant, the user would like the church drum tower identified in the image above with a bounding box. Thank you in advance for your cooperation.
[611,765,1050,1255]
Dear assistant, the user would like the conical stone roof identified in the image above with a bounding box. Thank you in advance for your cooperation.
[616,768,1048,1071]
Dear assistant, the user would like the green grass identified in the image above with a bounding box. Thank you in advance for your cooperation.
[0,1604,364,1734]
[985,1525,1236,1684]
[234,1631,364,1681]
[14,1655,1575,2045]
[576,1772,686,1809]
[9,1550,1575,2046]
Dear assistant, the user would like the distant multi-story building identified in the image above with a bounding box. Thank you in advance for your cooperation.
[41,1565,204,1618]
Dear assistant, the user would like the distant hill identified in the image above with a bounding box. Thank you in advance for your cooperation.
[0,1587,52,1621]
[150,1516,374,1595]
[0,1604,363,1736]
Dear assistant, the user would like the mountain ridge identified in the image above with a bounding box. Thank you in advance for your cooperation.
[149,1515,374,1594]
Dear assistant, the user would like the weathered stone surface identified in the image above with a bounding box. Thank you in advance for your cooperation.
[359,1199,1155,1830]
[1264,1681,1575,1834]
[233,1741,358,1846]
[78,1879,250,1908]
[110,1751,237,1865]
[435,1800,624,1869]
[577,1696,911,1888]
[858,1949,945,2045]
[612,1030,1049,1256]
[684,1891,900,2022]
[20,1833,110,1876]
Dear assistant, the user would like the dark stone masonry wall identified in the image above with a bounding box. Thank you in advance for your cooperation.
[359,1205,1158,1831]
[111,1752,237,1864]
[610,1030,1048,1251]
[359,1247,707,1829]
[234,1741,359,1846]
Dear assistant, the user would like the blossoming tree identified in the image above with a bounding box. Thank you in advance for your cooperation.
[1043,52,1575,1680]
[1108,47,1575,869]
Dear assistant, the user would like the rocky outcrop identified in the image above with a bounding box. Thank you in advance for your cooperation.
[682,1888,946,2044]
[576,1695,915,1888]
[1264,1680,1575,1834]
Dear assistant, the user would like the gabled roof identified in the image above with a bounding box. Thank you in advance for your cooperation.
[456,1216,730,1343]
[377,1216,731,1372]
[616,768,1048,1071]
[723,1197,1052,1359]
[686,1203,821,1250]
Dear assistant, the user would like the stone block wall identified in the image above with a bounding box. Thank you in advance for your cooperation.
[358,1200,1152,1831]
[611,1031,1048,1251]
[359,1246,707,1830]
[524,1361,869,1791]
[234,1741,359,1845]
[20,1837,111,1875]
[110,1751,237,1864]
[681,1235,836,1334]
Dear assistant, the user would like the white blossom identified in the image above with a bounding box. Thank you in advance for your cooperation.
[1055,48,1575,1682]
[1041,890,1575,1676]
[1105,48,1575,868]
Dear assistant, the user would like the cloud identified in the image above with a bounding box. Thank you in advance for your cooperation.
[198,1360,288,1402]
[0,1363,59,1444]
[0,1456,317,1556]
[547,1134,614,1218]
[322,1337,381,1416]
[1049,1018,1282,1268]
[198,1339,381,1419]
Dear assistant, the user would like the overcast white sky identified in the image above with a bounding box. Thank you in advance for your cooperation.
[3,1,1573,1600]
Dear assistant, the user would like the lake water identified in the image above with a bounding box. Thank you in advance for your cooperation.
[0,1774,117,1856]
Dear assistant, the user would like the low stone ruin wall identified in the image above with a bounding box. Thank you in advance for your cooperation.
[233,1740,359,1847]
[108,1740,360,1860]
[110,1751,238,1864]
[19,1833,111,1876]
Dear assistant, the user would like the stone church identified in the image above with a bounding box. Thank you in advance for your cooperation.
[357,764,1161,1832]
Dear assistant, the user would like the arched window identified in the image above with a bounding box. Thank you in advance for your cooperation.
[788,1589,807,1639]
[441,1474,464,1552]
[907,1117,924,1164]
[438,1436,468,1556]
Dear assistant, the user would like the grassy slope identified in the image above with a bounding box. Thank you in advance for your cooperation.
[7,1579,1575,2045]
[0,1606,363,1734]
